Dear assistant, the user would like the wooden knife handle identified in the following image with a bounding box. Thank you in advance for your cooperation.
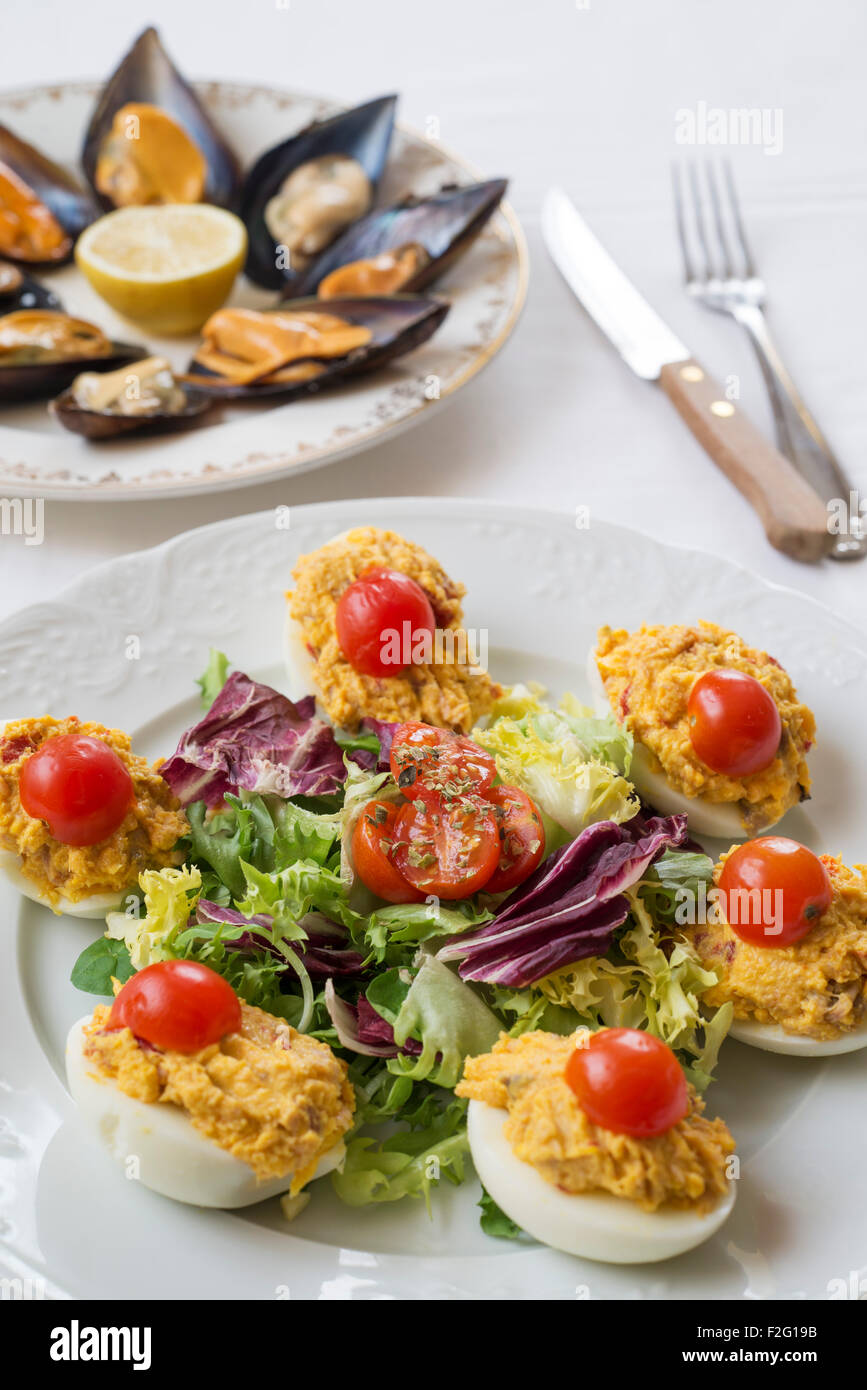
[659,359,831,563]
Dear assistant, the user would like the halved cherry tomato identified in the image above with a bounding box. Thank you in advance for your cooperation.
[565,1028,689,1138]
[484,784,546,894]
[718,836,832,947]
[335,567,436,677]
[392,795,499,899]
[687,669,782,778]
[352,798,425,904]
[19,733,134,846]
[108,960,242,1053]
[390,721,496,804]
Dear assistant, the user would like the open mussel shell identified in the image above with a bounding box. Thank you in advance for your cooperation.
[241,95,397,291]
[0,123,97,266]
[0,341,144,404]
[81,26,241,211]
[50,384,216,440]
[0,262,62,315]
[187,294,448,401]
[287,178,508,298]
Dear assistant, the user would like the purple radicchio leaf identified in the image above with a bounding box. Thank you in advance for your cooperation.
[323,980,422,1056]
[437,813,688,988]
[160,671,346,807]
[346,717,400,772]
[195,900,364,978]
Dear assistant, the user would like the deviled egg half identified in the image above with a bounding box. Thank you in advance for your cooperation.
[457,1027,737,1264]
[0,716,187,918]
[66,960,355,1209]
[587,622,814,840]
[684,837,867,1058]
[284,526,501,733]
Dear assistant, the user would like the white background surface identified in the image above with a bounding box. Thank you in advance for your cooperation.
[1,0,866,629]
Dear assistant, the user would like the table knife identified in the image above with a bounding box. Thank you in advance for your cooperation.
[542,187,831,563]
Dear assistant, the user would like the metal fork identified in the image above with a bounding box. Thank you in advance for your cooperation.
[673,161,864,560]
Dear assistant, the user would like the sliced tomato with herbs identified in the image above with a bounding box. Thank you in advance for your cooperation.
[484,784,546,894]
[687,668,782,778]
[718,836,832,947]
[335,566,436,677]
[564,1028,689,1138]
[389,721,497,804]
[392,795,499,899]
[352,798,425,904]
[19,733,134,846]
[107,960,242,1053]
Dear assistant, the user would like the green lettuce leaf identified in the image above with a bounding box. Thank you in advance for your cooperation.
[472,689,638,838]
[104,864,201,970]
[478,1188,527,1241]
[70,936,135,995]
[186,794,275,901]
[331,1097,470,1209]
[196,647,230,710]
[375,953,503,1088]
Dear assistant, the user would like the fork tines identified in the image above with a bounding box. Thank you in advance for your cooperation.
[672,160,757,287]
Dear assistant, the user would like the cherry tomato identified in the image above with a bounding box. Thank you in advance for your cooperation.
[19,733,134,846]
[565,1028,689,1138]
[484,784,546,894]
[687,669,782,778]
[351,799,424,904]
[335,567,436,677]
[718,836,832,947]
[108,960,242,1053]
[392,796,499,899]
[389,721,496,804]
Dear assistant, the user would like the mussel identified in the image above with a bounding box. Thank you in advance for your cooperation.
[0,122,97,267]
[51,355,215,439]
[81,27,241,212]
[285,180,507,299]
[0,310,144,403]
[241,96,397,291]
[0,261,62,315]
[182,294,448,401]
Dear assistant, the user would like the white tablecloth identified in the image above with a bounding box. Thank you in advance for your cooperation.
[2,0,866,631]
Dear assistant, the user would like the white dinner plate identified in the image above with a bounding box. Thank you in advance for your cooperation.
[1,498,865,1300]
[0,83,526,500]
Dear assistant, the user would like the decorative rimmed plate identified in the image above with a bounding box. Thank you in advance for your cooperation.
[0,84,526,501]
[1,498,865,1300]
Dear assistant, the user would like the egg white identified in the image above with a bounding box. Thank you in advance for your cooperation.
[728,1014,867,1057]
[66,1017,346,1209]
[0,850,124,918]
[586,651,767,840]
[468,1099,736,1264]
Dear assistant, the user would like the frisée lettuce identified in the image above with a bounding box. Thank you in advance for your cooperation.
[472,686,638,838]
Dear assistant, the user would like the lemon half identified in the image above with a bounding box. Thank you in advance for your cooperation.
[75,205,247,336]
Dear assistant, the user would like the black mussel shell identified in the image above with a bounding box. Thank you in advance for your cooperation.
[185,293,448,401]
[51,383,216,439]
[0,341,145,404]
[81,27,241,211]
[0,123,98,267]
[0,262,62,315]
[287,179,507,298]
[241,95,397,291]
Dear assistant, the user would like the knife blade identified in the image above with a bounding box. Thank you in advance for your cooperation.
[541,187,831,563]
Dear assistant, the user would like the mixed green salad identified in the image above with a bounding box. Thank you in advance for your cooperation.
[72,654,731,1224]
